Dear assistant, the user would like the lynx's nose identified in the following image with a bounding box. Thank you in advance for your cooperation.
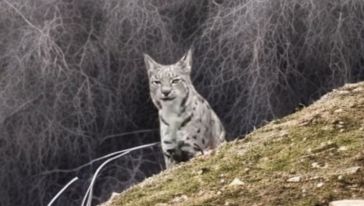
[161,87,171,96]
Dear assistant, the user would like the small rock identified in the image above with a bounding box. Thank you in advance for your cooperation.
[338,175,344,180]
[353,87,364,92]
[261,157,269,161]
[317,182,324,188]
[309,176,321,180]
[321,126,333,131]
[344,167,361,174]
[334,109,344,113]
[312,162,321,168]
[171,195,188,203]
[338,146,348,151]
[337,124,345,129]
[329,200,364,206]
[197,191,204,196]
[312,141,338,153]
[229,178,245,186]
[287,176,301,183]
[302,188,307,197]
[337,90,350,95]
[299,120,311,126]
[349,184,359,189]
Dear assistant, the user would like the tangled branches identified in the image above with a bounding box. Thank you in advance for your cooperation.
[193,0,364,134]
[0,0,363,205]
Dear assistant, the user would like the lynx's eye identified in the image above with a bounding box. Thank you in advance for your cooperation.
[152,80,161,85]
[171,79,181,84]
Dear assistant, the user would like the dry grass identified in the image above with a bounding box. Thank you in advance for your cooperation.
[106,82,364,206]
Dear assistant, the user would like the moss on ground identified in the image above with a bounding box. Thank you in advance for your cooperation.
[102,82,364,206]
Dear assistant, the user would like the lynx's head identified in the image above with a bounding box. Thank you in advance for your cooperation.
[144,49,193,108]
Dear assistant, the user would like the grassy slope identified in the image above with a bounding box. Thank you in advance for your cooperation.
[104,82,364,206]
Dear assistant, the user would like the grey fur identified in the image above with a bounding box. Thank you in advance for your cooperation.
[144,49,225,168]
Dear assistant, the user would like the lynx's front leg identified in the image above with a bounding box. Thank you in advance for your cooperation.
[159,116,180,168]
[163,154,176,168]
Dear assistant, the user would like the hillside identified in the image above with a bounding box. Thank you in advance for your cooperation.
[102,82,364,206]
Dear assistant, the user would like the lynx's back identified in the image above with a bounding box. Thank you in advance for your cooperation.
[144,49,225,168]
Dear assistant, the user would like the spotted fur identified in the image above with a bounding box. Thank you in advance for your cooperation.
[144,49,226,168]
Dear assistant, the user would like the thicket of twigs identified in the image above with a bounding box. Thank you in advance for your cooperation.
[0,0,363,205]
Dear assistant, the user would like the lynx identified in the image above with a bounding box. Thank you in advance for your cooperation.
[144,49,225,168]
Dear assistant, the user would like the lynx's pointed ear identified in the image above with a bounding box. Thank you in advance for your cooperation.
[178,48,193,73]
[143,53,160,74]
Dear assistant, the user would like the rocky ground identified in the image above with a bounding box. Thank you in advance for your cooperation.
[102,82,364,206]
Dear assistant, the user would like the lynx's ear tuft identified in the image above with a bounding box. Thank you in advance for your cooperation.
[178,48,193,73]
[143,53,160,73]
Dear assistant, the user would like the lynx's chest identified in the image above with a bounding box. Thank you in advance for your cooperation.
[159,97,211,138]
